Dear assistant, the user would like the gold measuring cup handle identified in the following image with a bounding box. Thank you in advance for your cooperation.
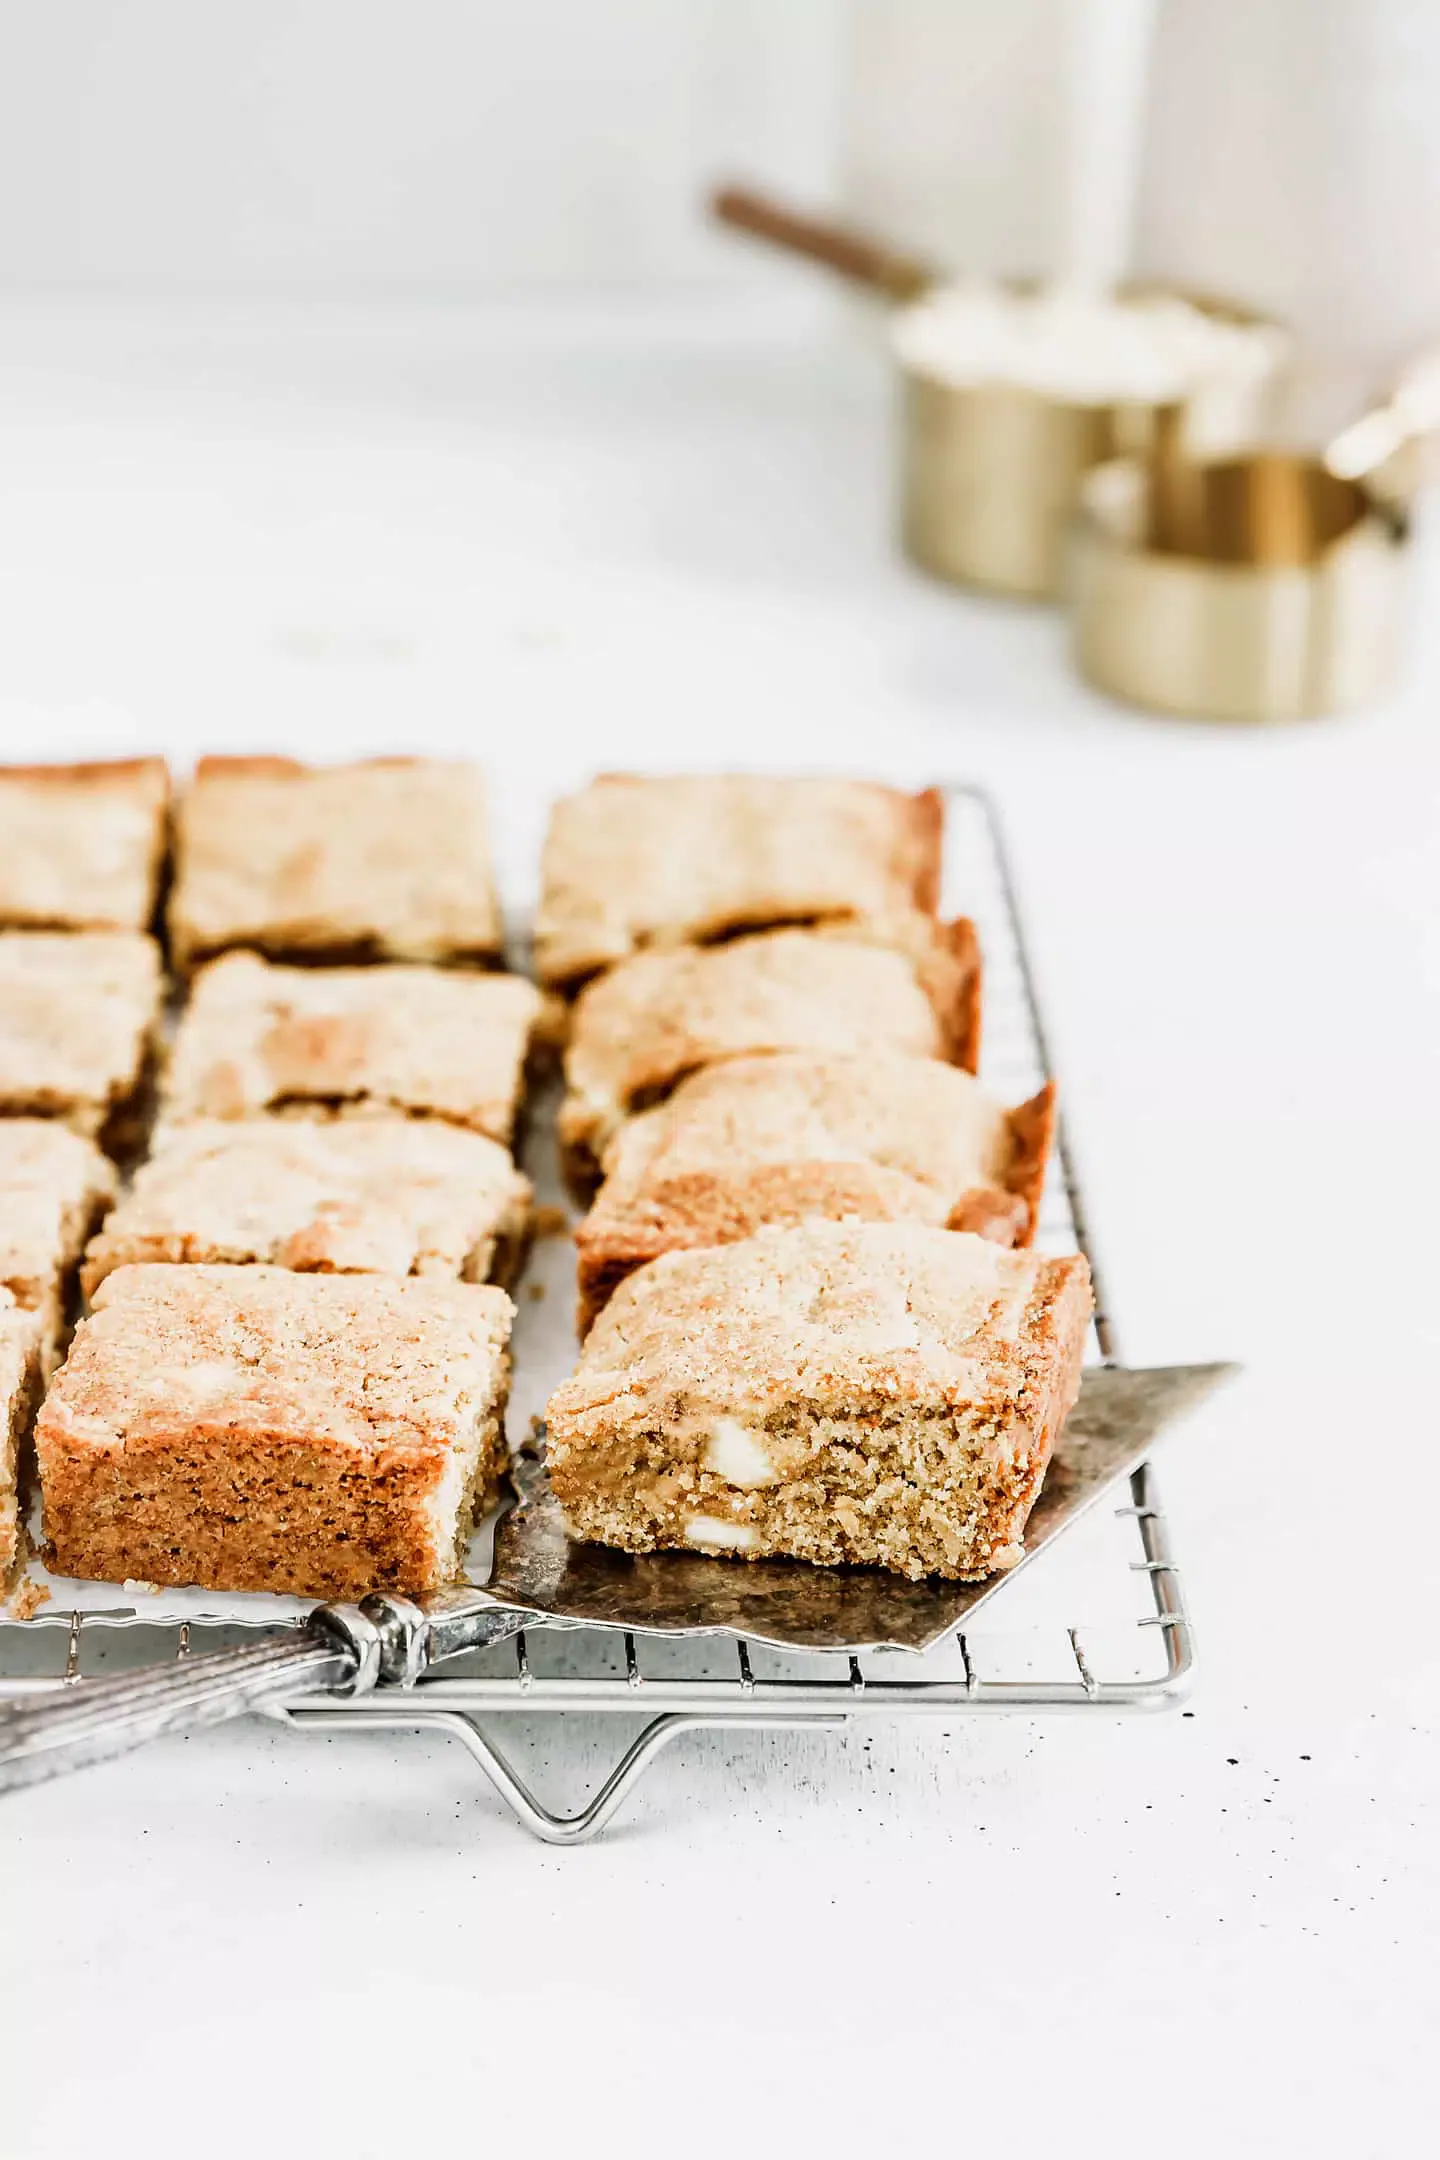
[1326,352,1440,506]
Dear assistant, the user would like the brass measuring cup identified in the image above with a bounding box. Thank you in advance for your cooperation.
[1069,398,1429,722]
[712,185,1284,602]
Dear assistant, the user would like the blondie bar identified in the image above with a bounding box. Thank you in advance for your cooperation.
[558,918,980,1190]
[82,1116,532,1296]
[37,1264,515,1597]
[0,1122,117,1369]
[0,931,164,1154]
[0,759,169,934]
[547,1222,1092,1581]
[161,951,542,1147]
[535,774,944,988]
[170,756,504,969]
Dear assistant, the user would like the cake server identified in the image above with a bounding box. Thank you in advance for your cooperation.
[0,1360,1233,1795]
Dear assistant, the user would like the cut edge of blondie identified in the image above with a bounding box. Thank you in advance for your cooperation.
[549,1243,1092,1582]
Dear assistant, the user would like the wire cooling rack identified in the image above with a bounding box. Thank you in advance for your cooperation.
[0,786,1192,1843]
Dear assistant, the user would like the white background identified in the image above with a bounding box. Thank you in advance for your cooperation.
[0,296,1434,2160]
[0,1,841,293]
[0,7,1436,2156]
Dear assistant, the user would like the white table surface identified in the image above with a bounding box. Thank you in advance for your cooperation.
[1,301,1435,2158]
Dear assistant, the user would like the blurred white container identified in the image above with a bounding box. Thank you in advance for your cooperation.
[838,0,1075,281]
[837,0,1156,289]
[1135,0,1440,438]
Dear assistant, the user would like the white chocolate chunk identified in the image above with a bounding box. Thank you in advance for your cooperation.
[703,1417,780,1488]
[162,1360,239,1400]
[684,1514,758,1552]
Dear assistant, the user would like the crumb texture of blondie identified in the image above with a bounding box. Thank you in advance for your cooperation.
[37,1264,515,1597]
[547,1221,1092,1581]
[170,756,503,968]
[534,774,943,986]
[559,919,979,1181]
[1,1291,43,1578]
[0,1121,117,1364]
[575,1053,1053,1328]
[0,759,170,933]
[161,950,541,1145]
[82,1116,532,1296]
[0,932,164,1142]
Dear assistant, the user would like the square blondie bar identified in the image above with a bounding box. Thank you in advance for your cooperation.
[170,756,504,969]
[82,1116,532,1297]
[161,951,542,1147]
[547,1222,1092,1581]
[37,1264,515,1597]
[575,1052,1055,1331]
[0,758,170,934]
[0,1122,117,1369]
[0,931,165,1154]
[535,774,944,988]
[557,918,980,1191]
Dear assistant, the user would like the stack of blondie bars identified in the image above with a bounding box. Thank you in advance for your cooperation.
[536,775,1092,1582]
[1,759,1092,1603]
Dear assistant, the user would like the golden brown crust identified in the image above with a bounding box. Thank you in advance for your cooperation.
[934,915,983,1072]
[192,754,306,783]
[1004,1081,1057,1246]
[907,786,946,917]
[191,754,431,782]
[37,1264,514,1597]
[40,1426,504,1599]
[0,758,169,786]
[575,1160,927,1335]
[944,1187,1029,1241]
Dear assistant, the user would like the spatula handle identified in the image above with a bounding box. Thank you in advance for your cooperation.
[710,184,933,303]
[0,1628,356,1794]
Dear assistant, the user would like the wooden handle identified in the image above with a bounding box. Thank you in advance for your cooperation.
[709,183,933,304]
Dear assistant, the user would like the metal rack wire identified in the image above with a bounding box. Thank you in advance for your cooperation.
[0,787,1193,1843]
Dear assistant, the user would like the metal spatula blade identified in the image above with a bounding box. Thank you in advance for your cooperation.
[0,1363,1234,1793]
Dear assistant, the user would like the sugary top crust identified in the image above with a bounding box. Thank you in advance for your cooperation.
[0,1121,117,1297]
[162,951,541,1143]
[38,1263,514,1461]
[0,932,164,1111]
[595,1050,1015,1214]
[170,757,502,965]
[82,1116,530,1290]
[0,758,170,933]
[534,775,943,986]
[548,1221,1092,1436]
[562,922,969,1147]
